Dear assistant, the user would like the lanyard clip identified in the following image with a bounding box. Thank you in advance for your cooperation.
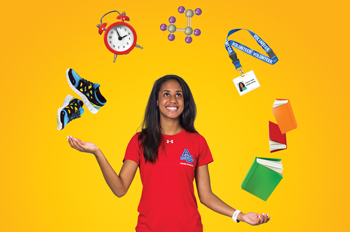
[238,68,245,77]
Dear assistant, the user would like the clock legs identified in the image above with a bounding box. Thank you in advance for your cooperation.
[112,45,142,62]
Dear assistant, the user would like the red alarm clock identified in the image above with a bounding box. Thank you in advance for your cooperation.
[97,11,143,62]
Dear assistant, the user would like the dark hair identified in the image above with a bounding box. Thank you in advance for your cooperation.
[239,82,246,92]
[138,75,197,163]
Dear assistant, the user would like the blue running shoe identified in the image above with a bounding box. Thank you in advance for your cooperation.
[57,95,84,130]
[66,69,107,114]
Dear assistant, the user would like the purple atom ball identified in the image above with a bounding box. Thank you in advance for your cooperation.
[194,29,201,36]
[169,16,176,24]
[178,6,185,13]
[185,36,192,43]
[195,8,202,15]
[160,24,167,31]
[168,34,175,41]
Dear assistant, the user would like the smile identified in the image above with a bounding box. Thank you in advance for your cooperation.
[166,106,178,111]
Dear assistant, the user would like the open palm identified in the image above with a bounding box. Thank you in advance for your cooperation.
[242,212,270,225]
[68,136,99,154]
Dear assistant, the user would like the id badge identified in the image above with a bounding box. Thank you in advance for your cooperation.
[233,70,260,96]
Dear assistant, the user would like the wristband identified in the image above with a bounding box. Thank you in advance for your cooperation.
[232,210,241,223]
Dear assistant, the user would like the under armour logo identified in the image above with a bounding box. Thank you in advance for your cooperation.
[167,140,173,143]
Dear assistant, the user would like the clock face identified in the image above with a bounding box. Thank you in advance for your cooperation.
[106,24,135,53]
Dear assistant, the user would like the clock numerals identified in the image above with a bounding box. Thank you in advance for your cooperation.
[108,25,134,52]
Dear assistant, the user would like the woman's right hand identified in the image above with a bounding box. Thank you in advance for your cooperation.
[67,136,99,155]
[240,212,270,226]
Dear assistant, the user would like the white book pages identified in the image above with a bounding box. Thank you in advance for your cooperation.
[257,158,283,168]
[269,139,287,151]
[256,159,284,174]
[273,99,288,108]
[263,165,283,174]
[270,146,287,152]
[258,163,283,171]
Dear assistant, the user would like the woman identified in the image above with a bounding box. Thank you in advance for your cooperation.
[239,82,247,92]
[68,75,271,232]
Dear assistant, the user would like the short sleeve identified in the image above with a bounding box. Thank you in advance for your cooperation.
[123,133,141,165]
[196,135,214,167]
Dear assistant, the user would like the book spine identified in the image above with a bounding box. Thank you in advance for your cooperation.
[241,159,258,190]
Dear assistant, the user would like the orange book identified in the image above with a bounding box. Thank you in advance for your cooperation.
[272,99,297,134]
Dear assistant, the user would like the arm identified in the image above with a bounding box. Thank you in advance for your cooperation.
[195,164,270,226]
[68,136,138,198]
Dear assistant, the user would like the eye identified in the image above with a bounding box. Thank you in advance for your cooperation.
[164,93,169,97]
[176,93,182,97]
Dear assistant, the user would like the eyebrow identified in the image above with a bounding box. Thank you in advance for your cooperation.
[162,90,182,92]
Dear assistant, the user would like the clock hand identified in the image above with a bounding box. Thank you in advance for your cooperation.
[121,34,128,39]
[115,29,122,40]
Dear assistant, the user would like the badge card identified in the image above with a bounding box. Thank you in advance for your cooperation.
[233,70,260,96]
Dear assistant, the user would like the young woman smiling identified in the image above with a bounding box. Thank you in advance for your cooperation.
[68,75,271,232]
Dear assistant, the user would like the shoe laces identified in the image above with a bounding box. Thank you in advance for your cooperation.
[82,78,94,88]
[78,79,96,97]
[65,101,81,121]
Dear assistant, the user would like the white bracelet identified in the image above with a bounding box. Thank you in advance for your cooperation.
[232,210,241,223]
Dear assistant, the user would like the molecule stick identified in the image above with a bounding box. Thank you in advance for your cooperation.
[160,6,202,43]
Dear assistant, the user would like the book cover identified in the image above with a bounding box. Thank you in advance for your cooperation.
[241,157,283,201]
[272,99,297,134]
[269,121,287,153]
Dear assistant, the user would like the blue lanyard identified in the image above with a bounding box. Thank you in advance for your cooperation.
[225,29,278,70]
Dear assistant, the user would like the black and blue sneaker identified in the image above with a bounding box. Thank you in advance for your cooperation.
[66,69,107,114]
[57,95,84,130]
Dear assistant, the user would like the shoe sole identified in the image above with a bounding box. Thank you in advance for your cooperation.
[66,69,99,114]
[57,94,74,130]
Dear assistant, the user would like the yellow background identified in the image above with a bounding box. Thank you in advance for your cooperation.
[1,0,349,231]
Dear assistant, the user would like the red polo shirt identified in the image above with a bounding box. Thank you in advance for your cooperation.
[124,129,214,232]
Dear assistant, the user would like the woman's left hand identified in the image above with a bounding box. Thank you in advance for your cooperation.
[240,212,271,226]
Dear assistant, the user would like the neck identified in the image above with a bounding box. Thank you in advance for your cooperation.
[160,117,183,135]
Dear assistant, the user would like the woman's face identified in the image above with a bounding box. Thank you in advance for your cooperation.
[239,83,244,88]
[157,79,184,120]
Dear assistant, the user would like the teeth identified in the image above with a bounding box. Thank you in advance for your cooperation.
[167,107,177,110]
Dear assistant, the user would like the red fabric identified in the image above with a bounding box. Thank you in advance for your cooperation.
[124,129,214,232]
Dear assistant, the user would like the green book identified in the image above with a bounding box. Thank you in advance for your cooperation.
[241,157,283,201]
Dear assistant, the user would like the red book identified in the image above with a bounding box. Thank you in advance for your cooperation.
[269,121,287,153]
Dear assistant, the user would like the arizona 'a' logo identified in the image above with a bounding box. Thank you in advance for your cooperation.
[180,149,194,163]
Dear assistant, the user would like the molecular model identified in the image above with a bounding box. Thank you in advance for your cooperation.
[160,6,202,43]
